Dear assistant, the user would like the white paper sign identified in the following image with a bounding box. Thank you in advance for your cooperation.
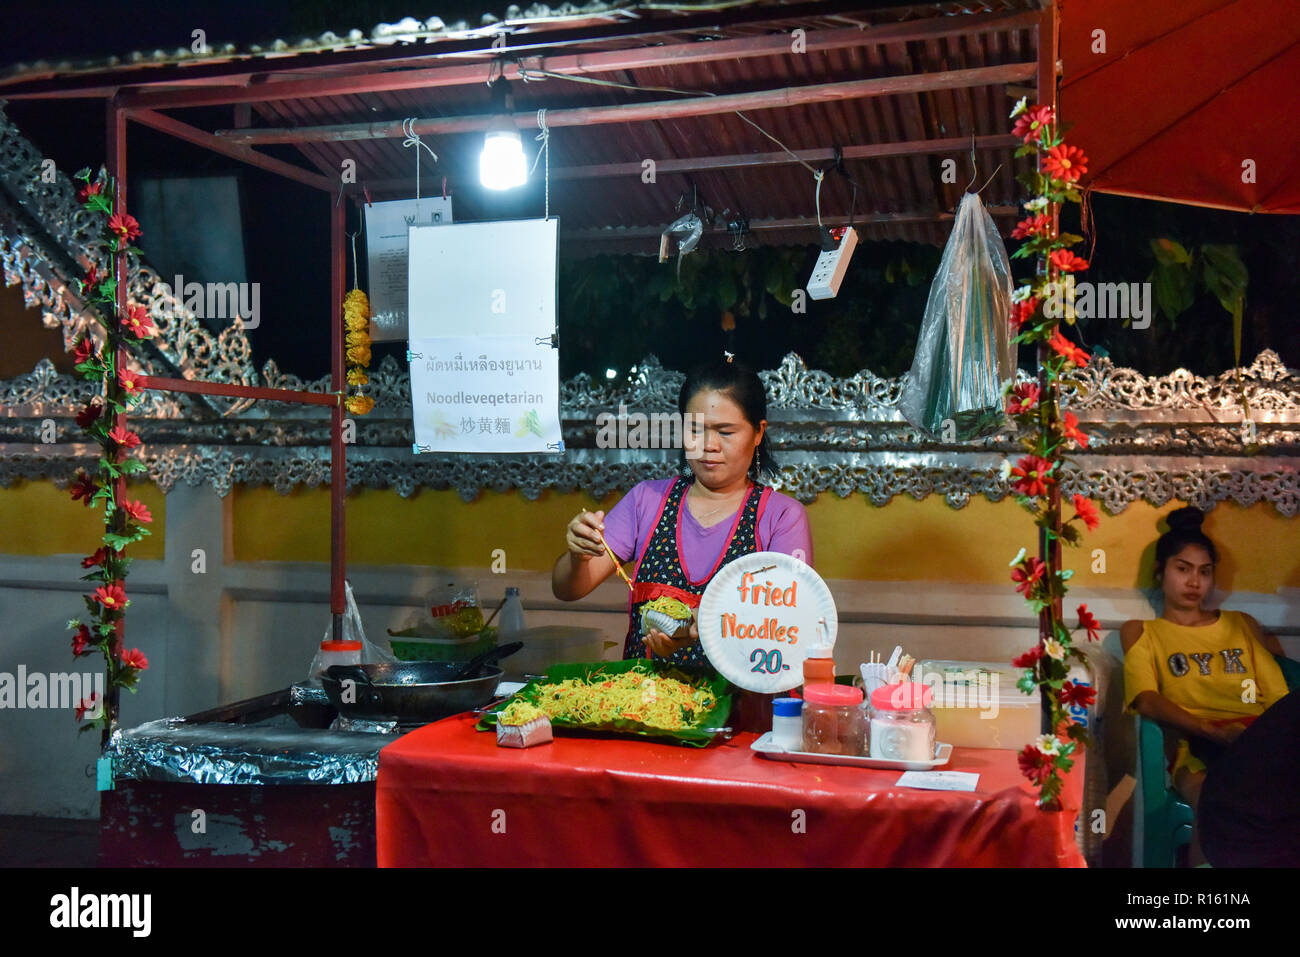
[364,197,453,341]
[697,551,838,693]
[409,335,562,453]
[895,770,980,791]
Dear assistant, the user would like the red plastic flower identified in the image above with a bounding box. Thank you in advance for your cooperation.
[1049,249,1090,273]
[1042,144,1088,184]
[1077,603,1102,642]
[75,693,102,722]
[1012,105,1054,143]
[123,304,158,340]
[75,401,103,429]
[119,647,149,671]
[1009,297,1039,330]
[1047,330,1090,367]
[107,425,142,451]
[119,370,141,395]
[1059,680,1097,709]
[1072,494,1100,532]
[72,336,95,366]
[93,581,127,610]
[1011,214,1053,240]
[1062,411,1090,449]
[76,180,103,204]
[1008,382,1041,416]
[1018,744,1054,784]
[1010,556,1047,597]
[81,262,101,292]
[1012,644,1044,669]
[72,624,92,656]
[69,470,97,506]
[107,211,141,243]
[121,499,152,524]
[81,547,109,569]
[1010,455,1055,498]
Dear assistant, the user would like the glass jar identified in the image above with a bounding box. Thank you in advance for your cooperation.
[802,684,866,756]
[869,682,936,761]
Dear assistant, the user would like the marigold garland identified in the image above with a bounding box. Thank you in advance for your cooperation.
[342,287,373,414]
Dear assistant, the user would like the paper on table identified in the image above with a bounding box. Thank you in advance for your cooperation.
[895,770,980,791]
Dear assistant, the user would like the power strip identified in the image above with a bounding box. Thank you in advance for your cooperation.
[807,227,858,300]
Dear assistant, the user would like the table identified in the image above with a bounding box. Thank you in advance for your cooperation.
[376,714,1086,867]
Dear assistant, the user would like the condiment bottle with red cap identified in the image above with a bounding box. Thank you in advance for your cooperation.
[802,683,866,755]
[869,681,936,761]
[317,639,363,675]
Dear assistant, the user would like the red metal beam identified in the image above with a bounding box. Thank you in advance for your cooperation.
[105,96,127,748]
[127,109,333,192]
[329,195,347,633]
[353,134,1021,192]
[108,9,1040,112]
[561,205,1021,241]
[135,374,339,406]
[217,63,1038,145]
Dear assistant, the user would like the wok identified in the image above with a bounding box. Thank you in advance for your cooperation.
[321,660,504,722]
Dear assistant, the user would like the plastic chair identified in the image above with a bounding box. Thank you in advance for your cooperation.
[1137,716,1195,867]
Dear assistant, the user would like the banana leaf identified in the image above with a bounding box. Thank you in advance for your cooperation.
[476,658,733,747]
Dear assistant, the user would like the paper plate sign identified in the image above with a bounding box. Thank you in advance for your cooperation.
[698,551,838,693]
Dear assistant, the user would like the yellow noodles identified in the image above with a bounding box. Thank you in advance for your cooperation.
[499,669,717,732]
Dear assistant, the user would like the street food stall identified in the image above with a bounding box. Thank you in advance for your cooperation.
[3,0,1297,871]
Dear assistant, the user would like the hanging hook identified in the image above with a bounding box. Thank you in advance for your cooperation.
[963,131,978,192]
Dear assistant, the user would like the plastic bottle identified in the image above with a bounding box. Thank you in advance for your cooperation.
[802,640,835,688]
[771,697,804,750]
[499,587,526,638]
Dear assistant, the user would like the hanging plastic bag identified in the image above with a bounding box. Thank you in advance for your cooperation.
[306,580,396,683]
[898,192,1014,440]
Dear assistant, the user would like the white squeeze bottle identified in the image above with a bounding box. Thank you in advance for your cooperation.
[499,587,527,638]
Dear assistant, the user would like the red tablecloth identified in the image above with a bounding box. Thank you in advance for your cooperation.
[376,714,1086,867]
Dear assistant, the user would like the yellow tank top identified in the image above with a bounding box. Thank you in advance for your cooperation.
[1123,610,1287,720]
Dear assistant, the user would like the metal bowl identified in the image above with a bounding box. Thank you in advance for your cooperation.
[321,661,504,722]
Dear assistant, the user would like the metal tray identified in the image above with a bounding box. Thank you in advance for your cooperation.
[751,732,953,770]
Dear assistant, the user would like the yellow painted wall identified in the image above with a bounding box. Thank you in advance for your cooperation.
[226,484,1300,593]
[0,479,166,559]
[1,476,1293,594]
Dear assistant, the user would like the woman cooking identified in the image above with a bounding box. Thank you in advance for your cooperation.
[552,357,813,667]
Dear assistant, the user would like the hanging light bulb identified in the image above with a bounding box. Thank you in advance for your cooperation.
[480,77,527,190]
[480,114,527,190]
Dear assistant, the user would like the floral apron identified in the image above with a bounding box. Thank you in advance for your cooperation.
[622,477,769,667]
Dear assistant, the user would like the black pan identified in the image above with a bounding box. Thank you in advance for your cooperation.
[321,661,504,722]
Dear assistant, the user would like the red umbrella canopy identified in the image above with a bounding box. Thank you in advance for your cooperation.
[1059,0,1300,213]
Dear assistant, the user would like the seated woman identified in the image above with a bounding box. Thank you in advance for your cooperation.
[1121,506,1289,865]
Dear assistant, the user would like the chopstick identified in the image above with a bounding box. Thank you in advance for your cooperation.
[599,532,634,592]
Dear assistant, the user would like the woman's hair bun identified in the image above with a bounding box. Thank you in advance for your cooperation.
[1166,506,1205,532]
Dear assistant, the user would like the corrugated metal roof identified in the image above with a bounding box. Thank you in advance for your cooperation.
[0,0,1048,251]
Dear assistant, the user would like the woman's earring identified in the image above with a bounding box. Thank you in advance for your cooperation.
[681,462,693,478]
[750,450,761,480]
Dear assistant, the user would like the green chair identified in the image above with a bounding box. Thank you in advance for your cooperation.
[1138,716,1195,868]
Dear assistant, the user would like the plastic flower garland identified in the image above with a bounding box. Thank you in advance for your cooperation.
[66,168,154,740]
[1003,99,1101,810]
[343,288,374,416]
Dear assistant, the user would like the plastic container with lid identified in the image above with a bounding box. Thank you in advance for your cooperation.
[316,639,363,673]
[870,682,936,761]
[802,683,866,755]
[771,697,804,750]
[802,640,836,688]
[914,658,1039,750]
